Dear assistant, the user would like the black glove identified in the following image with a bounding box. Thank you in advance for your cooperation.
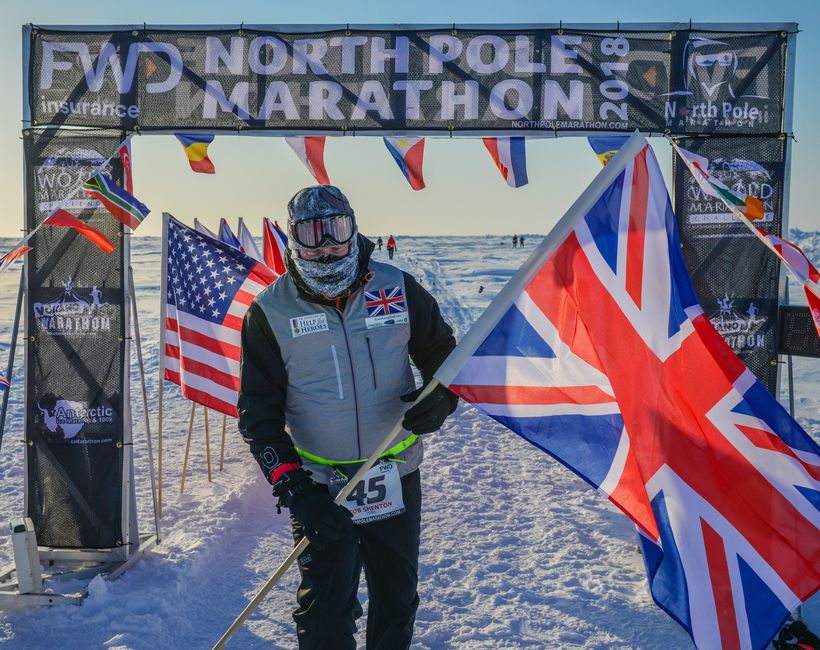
[273,468,353,550]
[400,383,458,434]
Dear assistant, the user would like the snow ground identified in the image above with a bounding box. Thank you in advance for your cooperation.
[0,233,818,649]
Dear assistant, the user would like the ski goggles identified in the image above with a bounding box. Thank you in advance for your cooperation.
[290,214,355,248]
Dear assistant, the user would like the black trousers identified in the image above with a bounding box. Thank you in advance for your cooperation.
[290,469,422,650]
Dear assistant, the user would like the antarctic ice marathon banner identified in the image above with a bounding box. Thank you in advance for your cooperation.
[24,129,127,548]
[673,136,786,392]
[25,25,790,134]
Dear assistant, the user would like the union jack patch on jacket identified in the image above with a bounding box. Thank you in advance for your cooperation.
[365,287,407,317]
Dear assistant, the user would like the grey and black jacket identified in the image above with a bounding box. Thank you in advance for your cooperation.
[238,236,457,486]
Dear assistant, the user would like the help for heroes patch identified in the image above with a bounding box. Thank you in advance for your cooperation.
[290,313,329,337]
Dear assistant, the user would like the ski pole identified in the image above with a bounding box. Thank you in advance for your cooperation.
[211,380,440,650]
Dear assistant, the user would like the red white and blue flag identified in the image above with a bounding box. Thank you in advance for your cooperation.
[0,373,9,392]
[435,134,820,650]
[263,217,288,278]
[237,218,263,263]
[383,137,426,190]
[162,214,275,416]
[285,136,330,185]
[219,218,242,251]
[364,287,406,317]
[483,137,528,188]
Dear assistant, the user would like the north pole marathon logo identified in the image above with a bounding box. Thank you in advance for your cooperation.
[36,396,114,442]
[710,295,768,352]
[33,276,115,337]
[663,37,774,130]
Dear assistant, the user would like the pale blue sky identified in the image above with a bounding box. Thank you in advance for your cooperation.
[0,0,817,238]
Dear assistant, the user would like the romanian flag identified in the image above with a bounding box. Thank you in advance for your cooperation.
[676,146,765,221]
[0,244,32,274]
[83,173,150,230]
[44,209,115,254]
[175,134,216,174]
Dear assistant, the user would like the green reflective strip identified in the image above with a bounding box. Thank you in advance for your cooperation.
[295,434,419,466]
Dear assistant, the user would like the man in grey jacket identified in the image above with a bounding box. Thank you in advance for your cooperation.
[238,185,458,650]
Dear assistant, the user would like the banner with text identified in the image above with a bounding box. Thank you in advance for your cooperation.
[673,135,786,392]
[24,129,127,548]
[27,26,788,133]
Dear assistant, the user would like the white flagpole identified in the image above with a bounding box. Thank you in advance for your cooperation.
[434,131,649,388]
[157,212,170,517]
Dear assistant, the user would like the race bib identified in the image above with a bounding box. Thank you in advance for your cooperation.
[329,460,405,524]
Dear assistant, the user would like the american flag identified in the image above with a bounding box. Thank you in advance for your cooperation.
[163,214,275,416]
[364,287,406,317]
[435,135,820,650]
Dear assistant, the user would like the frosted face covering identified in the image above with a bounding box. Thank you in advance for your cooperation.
[290,214,355,249]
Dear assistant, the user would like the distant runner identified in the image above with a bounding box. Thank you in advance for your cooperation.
[377,236,383,251]
[387,235,397,260]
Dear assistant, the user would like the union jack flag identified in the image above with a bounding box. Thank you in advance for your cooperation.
[162,214,275,416]
[435,134,820,650]
[365,287,407,317]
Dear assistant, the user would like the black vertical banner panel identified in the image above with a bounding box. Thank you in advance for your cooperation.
[674,136,785,392]
[24,129,125,548]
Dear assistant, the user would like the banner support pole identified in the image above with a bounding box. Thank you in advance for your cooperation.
[0,269,25,453]
[128,266,161,541]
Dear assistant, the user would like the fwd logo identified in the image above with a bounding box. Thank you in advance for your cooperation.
[40,41,183,93]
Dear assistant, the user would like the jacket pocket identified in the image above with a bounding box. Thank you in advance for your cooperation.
[366,337,377,389]
[330,345,344,399]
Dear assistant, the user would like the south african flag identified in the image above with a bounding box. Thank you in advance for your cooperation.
[83,173,150,230]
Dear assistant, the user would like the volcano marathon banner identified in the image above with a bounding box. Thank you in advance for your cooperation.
[25,25,790,134]
[24,129,128,549]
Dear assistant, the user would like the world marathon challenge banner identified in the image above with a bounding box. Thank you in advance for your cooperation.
[673,136,786,390]
[24,129,127,549]
[26,26,787,134]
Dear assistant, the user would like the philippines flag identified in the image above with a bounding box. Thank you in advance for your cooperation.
[162,214,275,416]
[263,217,288,277]
[383,137,426,190]
[483,137,528,188]
[219,218,242,251]
[237,218,263,262]
[285,136,330,185]
[434,133,820,650]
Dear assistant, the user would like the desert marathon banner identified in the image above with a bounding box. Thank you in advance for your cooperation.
[25,24,791,134]
[24,128,128,549]
[673,136,786,391]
